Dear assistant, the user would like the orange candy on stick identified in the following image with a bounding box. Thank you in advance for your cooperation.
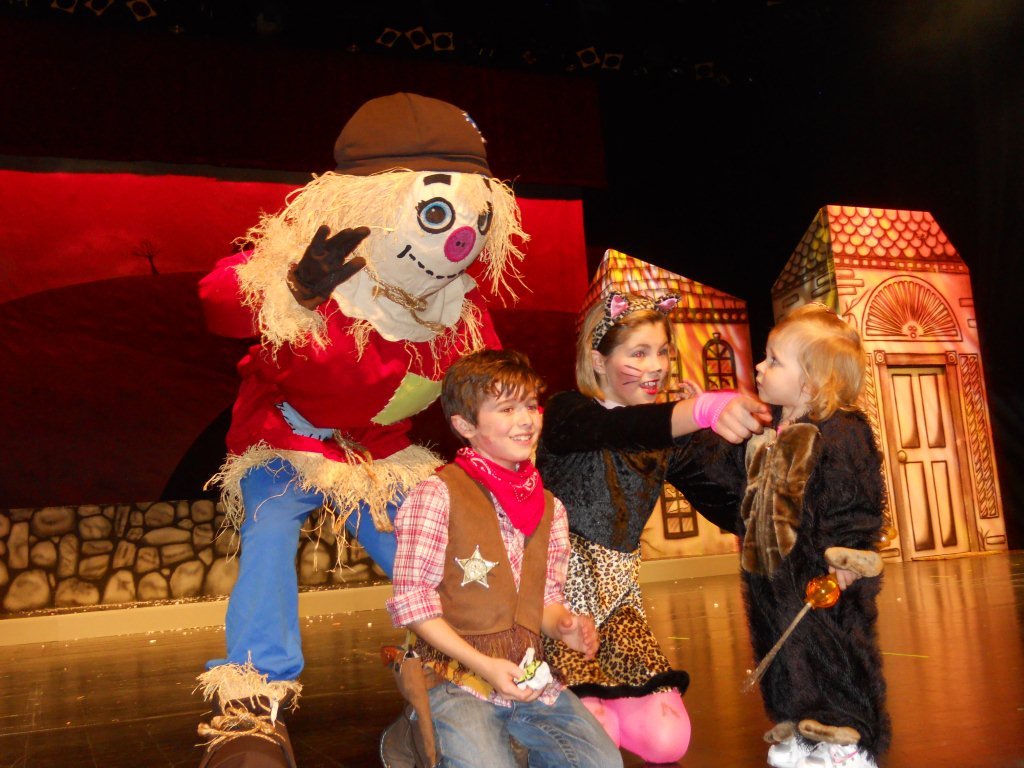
[741,574,841,693]
[805,573,841,608]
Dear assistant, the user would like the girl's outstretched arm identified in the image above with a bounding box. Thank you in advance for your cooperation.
[672,391,771,443]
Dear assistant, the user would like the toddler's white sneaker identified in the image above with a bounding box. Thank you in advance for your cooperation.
[767,736,815,768]
[797,742,878,768]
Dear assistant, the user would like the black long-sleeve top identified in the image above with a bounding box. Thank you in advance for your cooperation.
[536,391,740,552]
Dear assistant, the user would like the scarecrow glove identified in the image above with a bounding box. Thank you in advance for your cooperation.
[288,224,369,308]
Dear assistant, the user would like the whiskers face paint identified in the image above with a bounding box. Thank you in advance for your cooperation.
[596,322,671,406]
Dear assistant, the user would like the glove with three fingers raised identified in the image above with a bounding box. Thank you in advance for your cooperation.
[287,224,370,309]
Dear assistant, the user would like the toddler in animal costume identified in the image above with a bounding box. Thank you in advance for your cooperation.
[704,303,891,768]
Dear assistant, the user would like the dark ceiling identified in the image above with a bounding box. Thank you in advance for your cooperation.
[1,0,842,82]
[8,0,999,88]
[2,0,1020,343]
[3,0,1023,543]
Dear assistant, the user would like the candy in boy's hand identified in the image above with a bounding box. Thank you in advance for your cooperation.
[514,647,552,691]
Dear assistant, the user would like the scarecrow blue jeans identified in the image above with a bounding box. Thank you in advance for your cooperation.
[206,459,399,681]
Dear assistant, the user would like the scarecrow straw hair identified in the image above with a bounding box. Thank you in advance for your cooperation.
[235,170,527,352]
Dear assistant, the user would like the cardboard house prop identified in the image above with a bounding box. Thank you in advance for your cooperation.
[583,248,754,559]
[773,205,1006,561]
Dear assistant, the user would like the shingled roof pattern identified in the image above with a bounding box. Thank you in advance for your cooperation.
[774,205,965,293]
[774,207,833,293]
[583,249,748,320]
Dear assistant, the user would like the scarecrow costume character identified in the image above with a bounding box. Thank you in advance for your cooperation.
[195,92,526,767]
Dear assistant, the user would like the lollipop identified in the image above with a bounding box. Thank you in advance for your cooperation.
[741,574,841,693]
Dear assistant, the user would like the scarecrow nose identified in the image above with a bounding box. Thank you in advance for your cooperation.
[444,226,477,262]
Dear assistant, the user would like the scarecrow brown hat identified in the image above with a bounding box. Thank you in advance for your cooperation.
[334,92,491,176]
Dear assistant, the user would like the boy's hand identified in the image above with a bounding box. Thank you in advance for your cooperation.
[714,395,772,444]
[479,657,544,702]
[555,613,599,659]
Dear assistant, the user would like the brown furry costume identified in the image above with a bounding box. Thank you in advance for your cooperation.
[703,408,891,761]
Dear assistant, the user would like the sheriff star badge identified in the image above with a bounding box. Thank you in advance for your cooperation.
[456,546,498,587]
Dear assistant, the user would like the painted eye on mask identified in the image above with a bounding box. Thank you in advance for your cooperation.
[416,197,455,234]
[477,204,493,236]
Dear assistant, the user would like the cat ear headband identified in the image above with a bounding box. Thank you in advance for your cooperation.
[591,291,679,350]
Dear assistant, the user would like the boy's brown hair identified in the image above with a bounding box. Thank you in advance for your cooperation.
[441,349,545,438]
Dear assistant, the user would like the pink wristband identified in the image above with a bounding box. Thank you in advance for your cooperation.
[692,390,740,430]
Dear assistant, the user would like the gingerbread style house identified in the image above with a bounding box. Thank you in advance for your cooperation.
[773,205,1006,561]
[585,248,754,559]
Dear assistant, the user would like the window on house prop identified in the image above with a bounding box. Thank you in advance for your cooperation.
[660,486,699,540]
[702,333,736,391]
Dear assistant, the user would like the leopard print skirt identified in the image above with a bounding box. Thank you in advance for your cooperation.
[543,533,689,699]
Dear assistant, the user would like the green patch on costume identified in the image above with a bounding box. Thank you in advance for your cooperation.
[372,372,442,426]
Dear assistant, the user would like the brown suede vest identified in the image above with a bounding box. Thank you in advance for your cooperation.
[414,463,554,668]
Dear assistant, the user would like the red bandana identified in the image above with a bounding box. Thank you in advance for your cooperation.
[453,447,545,535]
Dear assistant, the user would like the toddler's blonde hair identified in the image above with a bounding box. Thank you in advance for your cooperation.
[771,303,865,421]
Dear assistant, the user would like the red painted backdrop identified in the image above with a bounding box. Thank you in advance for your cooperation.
[0,170,587,507]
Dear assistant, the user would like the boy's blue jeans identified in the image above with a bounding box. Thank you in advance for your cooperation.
[427,682,623,768]
[206,459,400,681]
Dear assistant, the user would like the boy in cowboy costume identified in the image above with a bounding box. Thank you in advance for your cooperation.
[383,349,622,768]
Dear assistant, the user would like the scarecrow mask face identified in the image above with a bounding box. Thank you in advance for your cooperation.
[371,171,493,299]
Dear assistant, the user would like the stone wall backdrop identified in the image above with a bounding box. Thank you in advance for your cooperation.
[0,501,384,616]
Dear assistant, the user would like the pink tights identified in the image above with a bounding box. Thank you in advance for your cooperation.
[582,691,691,764]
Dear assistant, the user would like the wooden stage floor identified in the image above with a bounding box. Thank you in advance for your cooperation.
[1,552,1022,768]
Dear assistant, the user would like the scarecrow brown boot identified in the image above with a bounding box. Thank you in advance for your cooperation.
[197,706,297,768]
[195,662,302,768]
